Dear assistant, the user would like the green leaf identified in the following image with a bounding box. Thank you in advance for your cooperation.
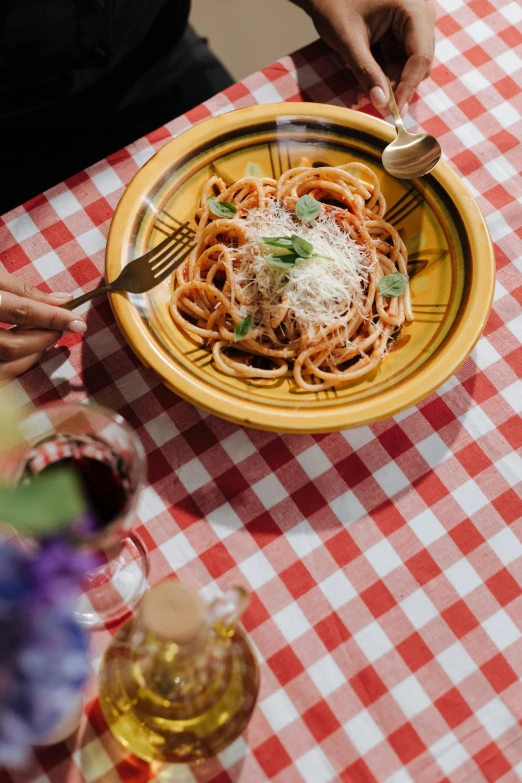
[379,273,409,298]
[0,468,86,535]
[291,235,313,258]
[207,199,238,218]
[296,194,322,223]
[234,316,253,341]
[258,238,298,260]
[245,161,264,178]
[266,253,301,269]
[259,236,294,249]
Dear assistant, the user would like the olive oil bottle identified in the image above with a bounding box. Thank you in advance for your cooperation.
[99,581,259,763]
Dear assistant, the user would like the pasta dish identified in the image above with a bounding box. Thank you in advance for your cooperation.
[170,159,412,391]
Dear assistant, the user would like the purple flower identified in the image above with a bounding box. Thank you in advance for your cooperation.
[32,539,98,607]
[0,539,90,768]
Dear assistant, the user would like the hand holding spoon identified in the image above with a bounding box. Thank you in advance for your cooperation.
[382,79,441,179]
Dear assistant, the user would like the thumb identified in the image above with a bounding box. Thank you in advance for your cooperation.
[338,21,390,109]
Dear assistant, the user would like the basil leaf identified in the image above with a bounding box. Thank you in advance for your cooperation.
[207,199,238,218]
[234,316,253,341]
[296,194,322,222]
[291,235,313,258]
[268,248,297,259]
[259,236,294,249]
[0,469,86,535]
[379,273,409,298]
[245,162,264,178]
[266,254,301,269]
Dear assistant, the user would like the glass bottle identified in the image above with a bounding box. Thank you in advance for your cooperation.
[98,580,260,763]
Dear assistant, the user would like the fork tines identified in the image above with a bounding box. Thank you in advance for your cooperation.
[155,210,197,239]
[150,223,195,279]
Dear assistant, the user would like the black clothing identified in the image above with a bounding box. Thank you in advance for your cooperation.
[0,2,232,214]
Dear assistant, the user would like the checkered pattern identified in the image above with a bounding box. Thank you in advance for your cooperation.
[2,0,522,779]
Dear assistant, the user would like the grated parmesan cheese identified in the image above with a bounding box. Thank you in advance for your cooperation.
[230,200,373,340]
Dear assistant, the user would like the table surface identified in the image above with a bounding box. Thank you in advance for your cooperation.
[2,0,522,780]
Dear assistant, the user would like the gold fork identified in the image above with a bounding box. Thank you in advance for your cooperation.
[61,223,195,311]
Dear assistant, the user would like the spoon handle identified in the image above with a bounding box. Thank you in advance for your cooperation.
[386,77,405,132]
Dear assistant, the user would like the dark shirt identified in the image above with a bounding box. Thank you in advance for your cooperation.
[0,0,232,212]
[0,0,191,126]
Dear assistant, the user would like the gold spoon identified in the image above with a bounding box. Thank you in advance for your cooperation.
[382,79,441,179]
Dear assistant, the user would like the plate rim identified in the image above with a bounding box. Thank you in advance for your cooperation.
[106,103,494,433]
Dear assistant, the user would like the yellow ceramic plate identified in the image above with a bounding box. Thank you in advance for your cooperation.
[106,103,494,433]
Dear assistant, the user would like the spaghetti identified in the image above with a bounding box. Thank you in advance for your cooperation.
[170,159,413,391]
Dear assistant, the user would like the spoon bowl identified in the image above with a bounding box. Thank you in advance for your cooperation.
[382,81,441,179]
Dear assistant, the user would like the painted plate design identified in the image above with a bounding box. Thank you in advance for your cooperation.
[106,104,494,433]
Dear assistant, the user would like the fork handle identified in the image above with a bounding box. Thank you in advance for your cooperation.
[61,283,115,311]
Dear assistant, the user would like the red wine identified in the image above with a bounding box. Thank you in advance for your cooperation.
[41,456,127,527]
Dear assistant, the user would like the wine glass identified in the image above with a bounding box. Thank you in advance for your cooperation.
[7,402,148,628]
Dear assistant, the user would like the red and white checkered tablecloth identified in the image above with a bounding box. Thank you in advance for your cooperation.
[2,0,522,779]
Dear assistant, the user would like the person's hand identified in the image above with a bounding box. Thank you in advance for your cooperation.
[294,0,436,112]
[0,271,86,378]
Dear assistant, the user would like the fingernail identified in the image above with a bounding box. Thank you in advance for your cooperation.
[52,292,73,302]
[69,320,87,334]
[402,102,409,116]
[370,86,387,109]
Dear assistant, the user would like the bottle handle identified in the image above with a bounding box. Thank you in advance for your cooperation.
[208,586,250,631]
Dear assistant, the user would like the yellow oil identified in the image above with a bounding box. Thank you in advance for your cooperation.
[99,622,259,764]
